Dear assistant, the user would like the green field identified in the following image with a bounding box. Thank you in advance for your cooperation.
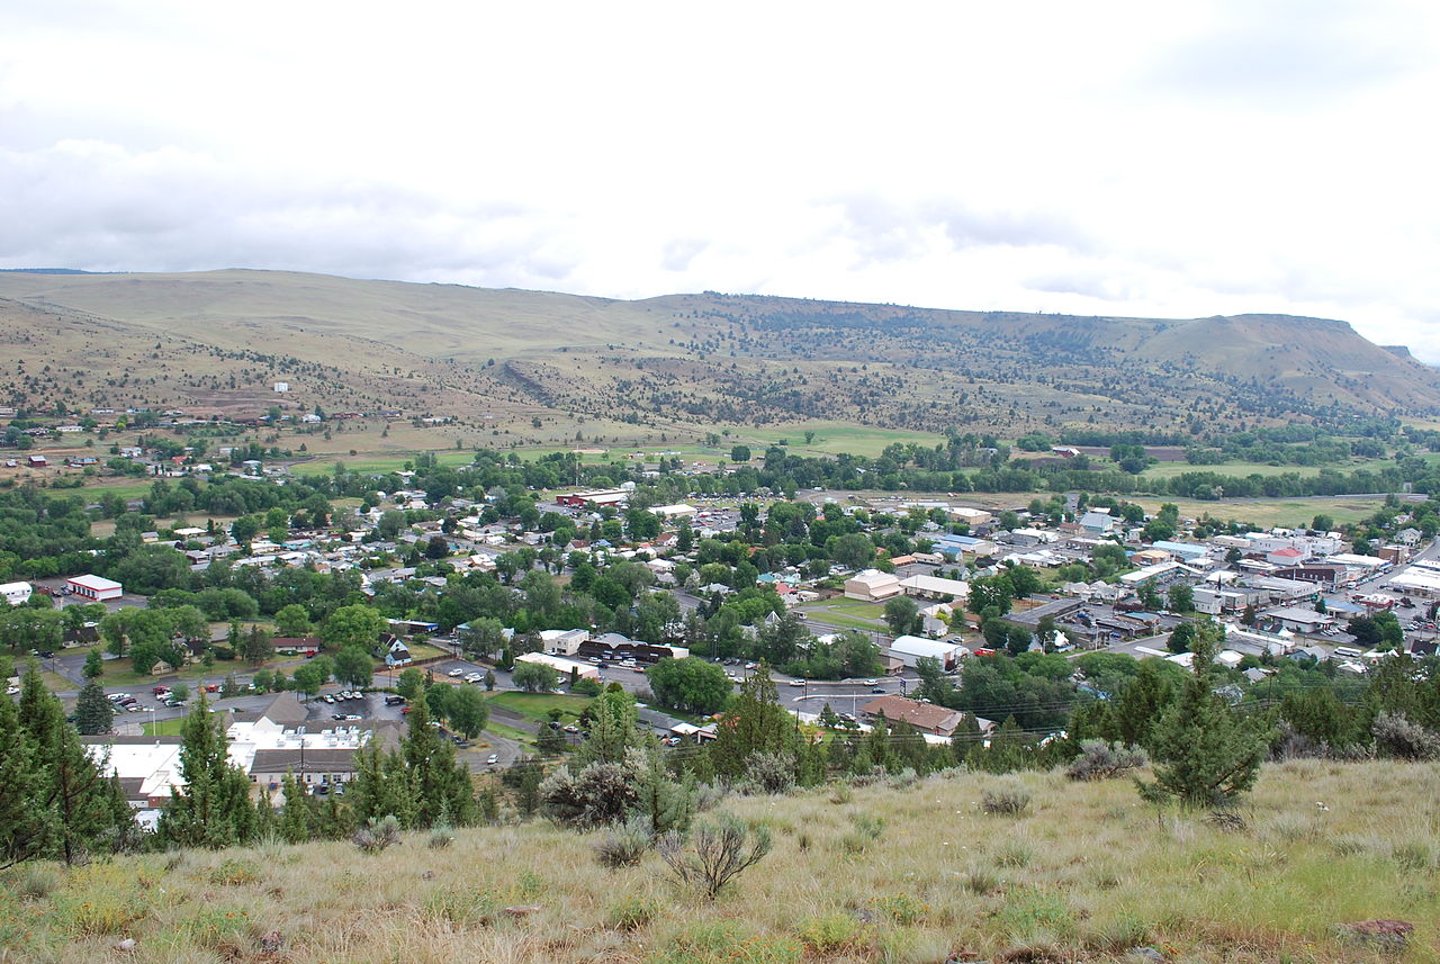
[140,718,186,737]
[795,596,889,631]
[1129,495,1387,529]
[485,691,592,723]
[739,421,947,459]
[1138,460,1344,480]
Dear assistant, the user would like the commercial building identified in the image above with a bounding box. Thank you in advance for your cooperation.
[887,634,968,671]
[844,569,902,602]
[66,574,123,601]
[898,574,969,601]
[514,651,601,682]
[0,581,32,606]
[860,694,967,737]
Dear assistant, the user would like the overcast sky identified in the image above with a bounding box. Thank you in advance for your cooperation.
[3,1,1439,358]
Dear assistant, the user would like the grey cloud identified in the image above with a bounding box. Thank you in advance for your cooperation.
[661,238,707,272]
[0,142,557,286]
[1144,1,1427,106]
[831,193,1093,268]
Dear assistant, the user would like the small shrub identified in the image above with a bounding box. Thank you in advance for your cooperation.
[963,867,1002,895]
[1086,912,1150,952]
[607,894,659,931]
[998,889,1076,942]
[797,831,811,852]
[829,785,853,806]
[658,816,772,900]
[887,767,920,789]
[428,825,455,850]
[798,914,864,954]
[15,865,58,901]
[744,751,796,795]
[1373,711,1440,761]
[353,814,401,854]
[995,841,1033,868]
[1066,740,1148,781]
[180,906,252,951]
[853,814,885,840]
[208,858,260,886]
[982,782,1032,816]
[1393,841,1438,872]
[595,816,653,868]
[656,921,803,964]
[693,782,728,813]
[871,893,928,925]
[422,887,499,927]
[515,869,545,899]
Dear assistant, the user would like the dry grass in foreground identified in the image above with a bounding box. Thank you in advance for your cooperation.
[3,759,1440,962]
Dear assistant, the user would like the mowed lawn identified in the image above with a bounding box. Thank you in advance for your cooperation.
[485,692,592,723]
[1129,496,1388,529]
[795,596,889,630]
[1138,460,1350,480]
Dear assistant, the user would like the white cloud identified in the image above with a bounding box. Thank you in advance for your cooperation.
[1,0,1438,359]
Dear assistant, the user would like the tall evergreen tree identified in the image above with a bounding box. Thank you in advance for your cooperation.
[74,680,114,735]
[1140,629,1264,809]
[402,698,475,828]
[709,666,800,779]
[0,694,46,868]
[278,770,314,844]
[15,665,132,864]
[157,694,259,848]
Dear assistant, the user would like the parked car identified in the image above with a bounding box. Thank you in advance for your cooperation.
[563,724,579,733]
[323,694,335,704]
[787,679,805,687]
[464,672,483,683]
[384,695,406,706]
[486,754,499,766]
[447,668,464,677]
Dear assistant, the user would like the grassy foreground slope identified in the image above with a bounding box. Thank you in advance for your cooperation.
[4,760,1439,962]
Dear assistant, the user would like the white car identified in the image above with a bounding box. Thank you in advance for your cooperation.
[323,694,335,704]
[447,668,464,677]
[464,672,483,683]
[486,754,499,766]
[788,679,806,687]
[863,679,878,686]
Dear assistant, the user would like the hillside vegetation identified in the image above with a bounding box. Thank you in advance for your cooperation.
[2,270,1437,444]
[3,759,1438,962]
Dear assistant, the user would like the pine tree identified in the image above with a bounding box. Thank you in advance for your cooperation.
[402,698,475,828]
[709,666,799,779]
[15,666,132,865]
[82,649,104,680]
[1140,629,1264,809]
[573,688,642,767]
[74,680,114,735]
[157,694,259,848]
[0,695,46,868]
[278,771,314,844]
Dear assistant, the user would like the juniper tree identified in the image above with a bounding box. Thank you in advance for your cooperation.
[74,680,114,735]
[157,693,259,848]
[15,665,133,864]
[1139,625,1263,809]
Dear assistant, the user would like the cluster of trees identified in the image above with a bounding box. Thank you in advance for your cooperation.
[1,667,140,868]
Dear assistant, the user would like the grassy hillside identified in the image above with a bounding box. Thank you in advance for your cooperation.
[4,759,1438,962]
[2,270,1437,444]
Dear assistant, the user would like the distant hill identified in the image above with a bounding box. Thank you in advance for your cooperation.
[0,269,1434,439]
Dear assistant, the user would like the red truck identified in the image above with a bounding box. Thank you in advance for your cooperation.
[152,685,170,697]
